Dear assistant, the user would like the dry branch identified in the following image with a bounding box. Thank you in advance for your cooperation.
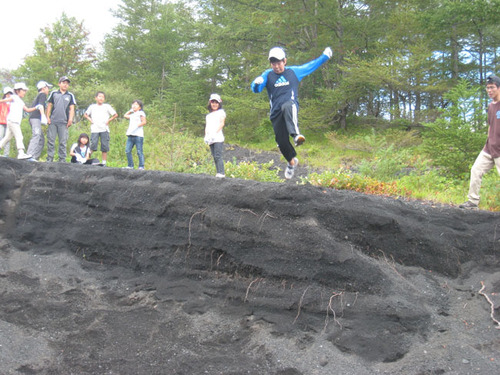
[293,286,311,324]
[478,281,500,329]
[244,277,263,303]
[187,208,207,257]
[324,291,344,331]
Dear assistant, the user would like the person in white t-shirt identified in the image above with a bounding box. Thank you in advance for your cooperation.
[0,83,41,159]
[84,91,118,166]
[204,93,226,178]
[124,100,147,170]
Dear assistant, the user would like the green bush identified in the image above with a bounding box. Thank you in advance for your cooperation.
[422,79,487,179]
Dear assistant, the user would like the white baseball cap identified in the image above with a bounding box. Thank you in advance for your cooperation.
[37,81,53,90]
[268,47,286,61]
[14,83,29,91]
[209,93,222,103]
[3,87,13,95]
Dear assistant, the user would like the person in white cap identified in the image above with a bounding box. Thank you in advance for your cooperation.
[204,93,226,177]
[251,46,332,179]
[0,87,13,157]
[0,83,42,159]
[26,81,53,161]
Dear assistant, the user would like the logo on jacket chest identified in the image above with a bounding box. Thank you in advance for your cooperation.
[274,76,290,88]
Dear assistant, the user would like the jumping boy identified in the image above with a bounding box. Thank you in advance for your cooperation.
[83,91,118,166]
[251,46,332,179]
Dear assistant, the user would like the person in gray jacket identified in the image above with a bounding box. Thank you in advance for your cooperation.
[46,76,76,162]
[27,80,52,161]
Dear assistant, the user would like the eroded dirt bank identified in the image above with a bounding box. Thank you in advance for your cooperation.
[0,158,499,375]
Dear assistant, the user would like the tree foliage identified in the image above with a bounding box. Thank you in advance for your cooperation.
[9,0,500,176]
[422,79,487,178]
[15,13,96,89]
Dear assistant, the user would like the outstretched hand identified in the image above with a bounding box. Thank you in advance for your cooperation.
[323,47,333,59]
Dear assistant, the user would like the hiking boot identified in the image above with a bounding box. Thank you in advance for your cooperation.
[294,134,305,146]
[459,201,478,210]
[284,157,299,179]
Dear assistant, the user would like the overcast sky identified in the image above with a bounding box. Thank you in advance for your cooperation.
[2,0,121,71]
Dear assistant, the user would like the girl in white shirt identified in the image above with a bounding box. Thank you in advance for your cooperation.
[204,93,226,177]
[0,83,40,159]
[124,100,147,169]
[70,133,100,164]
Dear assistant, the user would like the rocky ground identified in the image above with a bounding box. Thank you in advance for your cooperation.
[0,153,499,375]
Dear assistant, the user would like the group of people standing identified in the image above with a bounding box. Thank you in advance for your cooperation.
[0,76,77,162]
[0,76,147,169]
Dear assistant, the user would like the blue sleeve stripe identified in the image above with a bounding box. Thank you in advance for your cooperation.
[289,54,329,82]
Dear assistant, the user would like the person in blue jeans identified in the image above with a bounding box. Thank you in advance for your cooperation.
[251,46,332,179]
[124,100,146,170]
[204,93,226,177]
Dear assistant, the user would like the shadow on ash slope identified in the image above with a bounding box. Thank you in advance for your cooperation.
[0,157,499,375]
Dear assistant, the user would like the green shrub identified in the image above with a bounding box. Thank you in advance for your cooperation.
[422,79,487,179]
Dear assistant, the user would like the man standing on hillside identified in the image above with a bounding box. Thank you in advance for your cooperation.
[251,46,332,179]
[460,74,500,209]
[46,76,76,162]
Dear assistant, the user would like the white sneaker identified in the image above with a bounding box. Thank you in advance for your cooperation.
[215,173,225,178]
[284,157,298,179]
[294,134,305,146]
[17,151,32,160]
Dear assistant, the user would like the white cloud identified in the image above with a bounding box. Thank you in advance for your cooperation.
[1,0,121,70]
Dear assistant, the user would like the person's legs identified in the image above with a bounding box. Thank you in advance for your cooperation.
[57,123,69,162]
[0,124,11,156]
[467,151,494,205]
[272,113,297,163]
[4,121,30,158]
[281,101,300,136]
[90,132,99,155]
[125,136,135,168]
[136,136,145,168]
[211,142,225,175]
[0,124,14,150]
[27,118,44,159]
[7,121,27,152]
[100,131,110,164]
[46,123,57,161]
[282,100,305,145]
